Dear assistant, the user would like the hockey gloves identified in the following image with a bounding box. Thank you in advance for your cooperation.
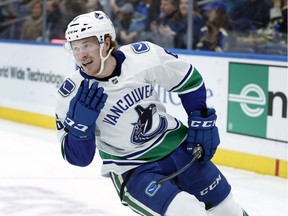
[186,108,220,161]
[64,79,108,140]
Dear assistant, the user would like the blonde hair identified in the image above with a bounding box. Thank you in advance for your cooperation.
[106,34,118,52]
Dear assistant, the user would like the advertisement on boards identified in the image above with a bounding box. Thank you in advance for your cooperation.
[0,42,75,115]
[228,63,287,143]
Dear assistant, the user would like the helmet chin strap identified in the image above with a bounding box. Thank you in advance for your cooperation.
[94,43,113,77]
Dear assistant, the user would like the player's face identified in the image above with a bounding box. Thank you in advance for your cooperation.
[71,37,101,76]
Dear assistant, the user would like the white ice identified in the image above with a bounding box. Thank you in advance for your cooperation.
[0,119,287,216]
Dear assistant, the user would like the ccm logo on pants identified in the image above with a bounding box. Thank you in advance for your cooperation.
[200,174,221,196]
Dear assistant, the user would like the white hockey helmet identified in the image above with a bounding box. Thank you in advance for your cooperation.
[65,11,116,43]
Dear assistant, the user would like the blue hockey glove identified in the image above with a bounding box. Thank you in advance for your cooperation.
[186,108,220,161]
[64,79,108,140]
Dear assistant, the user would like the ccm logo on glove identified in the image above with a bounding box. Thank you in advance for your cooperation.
[190,120,216,128]
[64,117,89,132]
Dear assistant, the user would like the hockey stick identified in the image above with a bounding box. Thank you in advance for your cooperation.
[156,145,203,185]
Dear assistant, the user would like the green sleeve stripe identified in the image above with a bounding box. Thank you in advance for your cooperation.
[174,67,203,93]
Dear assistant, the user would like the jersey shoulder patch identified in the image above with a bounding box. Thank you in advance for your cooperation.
[58,78,76,97]
[130,41,150,54]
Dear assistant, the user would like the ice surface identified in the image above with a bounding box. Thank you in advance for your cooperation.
[0,119,287,216]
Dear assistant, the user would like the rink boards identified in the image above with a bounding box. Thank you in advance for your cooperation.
[0,40,287,178]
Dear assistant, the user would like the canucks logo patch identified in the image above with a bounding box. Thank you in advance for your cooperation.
[58,78,76,97]
[131,42,150,54]
[145,181,161,197]
[131,104,167,144]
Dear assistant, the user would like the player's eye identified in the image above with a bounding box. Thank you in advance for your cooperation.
[72,46,80,53]
[84,44,91,49]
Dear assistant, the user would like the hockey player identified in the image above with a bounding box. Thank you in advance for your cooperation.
[55,11,249,216]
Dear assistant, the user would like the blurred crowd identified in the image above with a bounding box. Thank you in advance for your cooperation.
[0,0,287,55]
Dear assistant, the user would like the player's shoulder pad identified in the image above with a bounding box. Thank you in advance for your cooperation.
[58,78,76,97]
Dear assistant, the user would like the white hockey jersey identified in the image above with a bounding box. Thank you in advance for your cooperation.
[56,41,205,176]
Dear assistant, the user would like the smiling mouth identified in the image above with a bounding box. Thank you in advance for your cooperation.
[82,60,93,66]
